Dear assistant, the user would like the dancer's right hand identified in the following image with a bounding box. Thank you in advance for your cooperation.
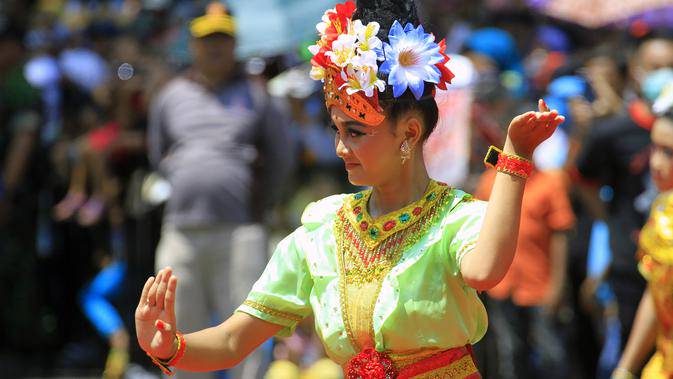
[135,267,178,359]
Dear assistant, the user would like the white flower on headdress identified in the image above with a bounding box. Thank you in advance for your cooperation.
[316,8,335,34]
[310,66,326,81]
[308,1,387,98]
[340,64,385,97]
[326,34,357,68]
[307,44,321,55]
[352,20,383,58]
[350,49,378,71]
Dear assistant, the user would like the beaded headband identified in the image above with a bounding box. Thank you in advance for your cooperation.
[309,1,454,127]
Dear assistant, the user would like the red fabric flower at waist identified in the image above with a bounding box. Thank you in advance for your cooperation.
[346,348,397,379]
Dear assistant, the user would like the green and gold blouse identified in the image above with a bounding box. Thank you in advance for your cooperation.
[237,180,488,366]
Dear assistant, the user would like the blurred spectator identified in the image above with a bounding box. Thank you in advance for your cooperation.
[148,3,295,379]
[74,34,162,379]
[0,20,45,358]
[464,27,527,98]
[545,73,602,378]
[476,165,575,379]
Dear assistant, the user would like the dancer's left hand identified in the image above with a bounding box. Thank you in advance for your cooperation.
[504,99,565,159]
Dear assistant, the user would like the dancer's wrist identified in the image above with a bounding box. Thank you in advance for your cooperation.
[156,334,179,361]
[503,138,533,161]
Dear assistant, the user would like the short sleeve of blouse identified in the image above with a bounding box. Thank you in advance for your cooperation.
[236,227,314,337]
[236,194,344,337]
[444,193,487,274]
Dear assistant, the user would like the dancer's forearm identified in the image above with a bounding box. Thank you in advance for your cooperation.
[461,139,526,291]
[171,313,282,372]
[615,288,658,375]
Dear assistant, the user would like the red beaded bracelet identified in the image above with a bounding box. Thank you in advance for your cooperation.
[147,332,186,376]
[483,145,533,179]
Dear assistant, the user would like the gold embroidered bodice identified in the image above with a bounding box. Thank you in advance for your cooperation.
[334,180,453,351]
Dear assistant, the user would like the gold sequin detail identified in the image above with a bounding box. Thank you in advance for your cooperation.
[343,180,450,251]
[242,300,303,323]
[405,355,479,378]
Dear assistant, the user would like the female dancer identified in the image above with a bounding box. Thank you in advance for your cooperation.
[135,1,564,377]
[612,84,673,379]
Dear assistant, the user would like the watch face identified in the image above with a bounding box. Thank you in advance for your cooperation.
[485,147,500,167]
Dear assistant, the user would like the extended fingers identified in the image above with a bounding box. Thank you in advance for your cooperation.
[138,276,155,308]
[164,275,178,325]
[155,267,172,310]
[550,114,566,127]
[531,110,559,124]
[147,269,164,306]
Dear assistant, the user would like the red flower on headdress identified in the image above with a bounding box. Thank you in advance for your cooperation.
[435,39,455,91]
[335,0,356,18]
[321,1,357,47]
[346,348,397,379]
[310,45,331,69]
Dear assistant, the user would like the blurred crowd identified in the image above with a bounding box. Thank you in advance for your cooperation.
[1,0,673,378]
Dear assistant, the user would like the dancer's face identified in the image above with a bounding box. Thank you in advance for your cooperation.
[651,117,673,192]
[330,107,409,187]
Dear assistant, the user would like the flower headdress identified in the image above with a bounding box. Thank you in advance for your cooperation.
[309,0,454,126]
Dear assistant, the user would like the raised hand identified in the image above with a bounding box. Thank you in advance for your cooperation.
[505,99,565,158]
[135,267,178,359]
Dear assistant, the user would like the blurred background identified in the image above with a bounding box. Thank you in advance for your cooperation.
[1,0,673,378]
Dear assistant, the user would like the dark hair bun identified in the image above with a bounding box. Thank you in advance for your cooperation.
[353,0,419,39]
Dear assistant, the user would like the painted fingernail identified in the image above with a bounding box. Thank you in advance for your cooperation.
[156,320,165,330]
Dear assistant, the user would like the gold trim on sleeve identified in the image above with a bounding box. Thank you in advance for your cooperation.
[242,300,303,323]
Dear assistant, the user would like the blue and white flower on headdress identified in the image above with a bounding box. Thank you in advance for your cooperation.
[379,21,444,99]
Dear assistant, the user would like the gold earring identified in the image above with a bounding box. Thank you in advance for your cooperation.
[400,140,412,164]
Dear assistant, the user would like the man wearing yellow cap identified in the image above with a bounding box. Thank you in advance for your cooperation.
[147,2,295,379]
